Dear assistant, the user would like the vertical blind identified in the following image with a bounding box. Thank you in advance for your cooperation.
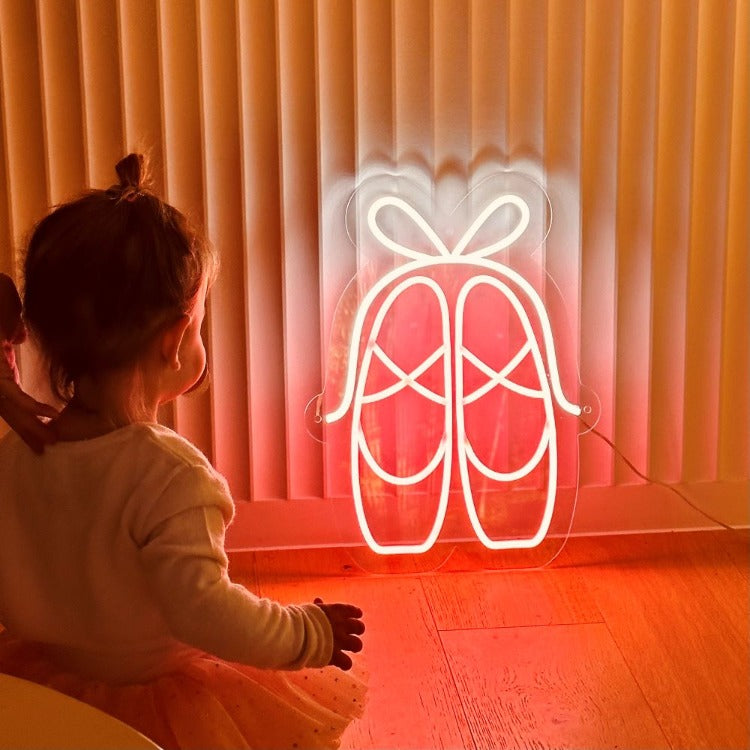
[0,1,746,517]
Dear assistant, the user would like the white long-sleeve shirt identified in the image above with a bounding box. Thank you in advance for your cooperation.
[0,424,333,683]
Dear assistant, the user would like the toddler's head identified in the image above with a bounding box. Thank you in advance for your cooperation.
[23,154,217,406]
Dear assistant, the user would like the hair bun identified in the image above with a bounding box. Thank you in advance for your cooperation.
[115,153,144,190]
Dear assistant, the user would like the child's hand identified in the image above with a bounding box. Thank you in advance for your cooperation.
[0,273,58,453]
[0,376,59,453]
[314,598,365,671]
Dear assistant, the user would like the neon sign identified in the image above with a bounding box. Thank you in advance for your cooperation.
[323,191,581,555]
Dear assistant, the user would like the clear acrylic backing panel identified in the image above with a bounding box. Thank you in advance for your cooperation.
[306,168,599,573]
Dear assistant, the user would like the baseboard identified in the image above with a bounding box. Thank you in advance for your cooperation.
[224,479,749,551]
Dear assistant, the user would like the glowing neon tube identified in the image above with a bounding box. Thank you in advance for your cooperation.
[325,194,580,554]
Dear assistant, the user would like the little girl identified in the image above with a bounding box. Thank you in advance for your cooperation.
[0,154,366,750]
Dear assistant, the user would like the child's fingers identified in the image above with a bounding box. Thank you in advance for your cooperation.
[313,599,364,621]
[345,617,365,636]
[315,598,365,669]
[0,380,59,419]
[328,603,363,619]
[330,650,353,671]
[0,401,57,453]
[29,397,59,419]
[336,634,363,654]
[0,380,58,453]
[15,390,59,419]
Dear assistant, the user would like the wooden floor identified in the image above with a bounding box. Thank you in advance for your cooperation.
[229,529,750,750]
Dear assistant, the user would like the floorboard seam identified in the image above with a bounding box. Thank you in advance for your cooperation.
[436,619,603,633]
[600,614,674,750]
[418,577,479,750]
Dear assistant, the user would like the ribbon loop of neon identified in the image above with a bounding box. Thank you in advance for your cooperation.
[361,345,447,405]
[327,202,581,423]
[452,195,531,258]
[358,430,447,485]
[463,426,550,481]
[364,193,576,416]
[367,196,450,260]
[462,342,544,404]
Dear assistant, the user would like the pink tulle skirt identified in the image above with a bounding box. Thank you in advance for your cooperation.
[0,633,366,749]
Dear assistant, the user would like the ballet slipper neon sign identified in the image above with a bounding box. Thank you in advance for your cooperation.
[325,194,581,555]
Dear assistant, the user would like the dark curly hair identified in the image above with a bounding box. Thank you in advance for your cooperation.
[23,153,217,402]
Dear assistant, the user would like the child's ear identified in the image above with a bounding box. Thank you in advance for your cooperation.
[160,314,191,370]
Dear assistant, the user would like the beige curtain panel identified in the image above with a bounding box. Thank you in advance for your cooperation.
[0,1,746,538]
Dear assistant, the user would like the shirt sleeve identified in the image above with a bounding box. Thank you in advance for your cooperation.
[134,465,333,670]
